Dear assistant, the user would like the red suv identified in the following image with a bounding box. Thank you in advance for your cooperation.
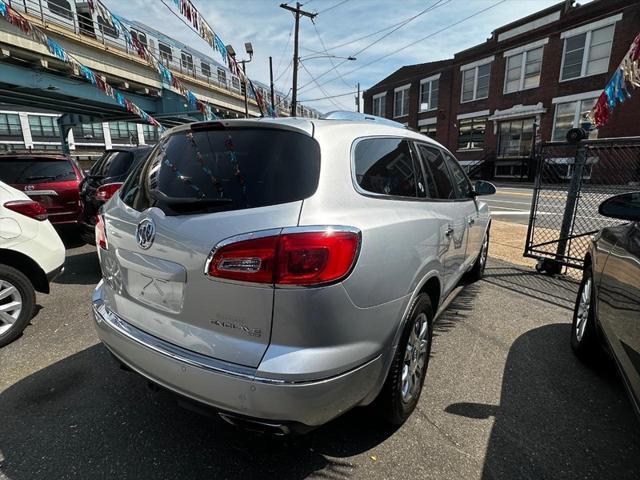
[0,153,84,225]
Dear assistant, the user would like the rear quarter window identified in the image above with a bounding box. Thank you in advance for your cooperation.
[120,127,320,215]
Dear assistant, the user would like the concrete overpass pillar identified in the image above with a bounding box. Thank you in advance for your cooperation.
[18,113,33,149]
[102,123,112,149]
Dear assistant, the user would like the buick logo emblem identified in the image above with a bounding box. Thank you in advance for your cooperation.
[25,185,35,191]
[136,218,155,250]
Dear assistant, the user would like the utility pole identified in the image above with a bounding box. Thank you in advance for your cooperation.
[280,2,316,117]
[356,82,360,112]
[242,62,249,118]
[269,56,275,115]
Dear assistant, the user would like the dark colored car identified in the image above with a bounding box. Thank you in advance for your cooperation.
[79,146,152,243]
[571,191,640,417]
[0,153,84,225]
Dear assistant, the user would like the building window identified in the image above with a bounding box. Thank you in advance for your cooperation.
[72,123,104,141]
[0,114,22,137]
[458,116,487,150]
[97,15,118,39]
[29,115,59,138]
[48,0,72,20]
[504,47,543,93]
[393,86,410,118]
[419,78,439,111]
[372,94,385,117]
[498,118,535,157]
[109,121,138,142]
[231,76,241,90]
[0,143,24,152]
[142,124,159,143]
[561,24,614,81]
[181,52,194,73]
[419,124,436,139]
[552,98,598,141]
[461,63,491,102]
[158,43,172,65]
[201,61,211,78]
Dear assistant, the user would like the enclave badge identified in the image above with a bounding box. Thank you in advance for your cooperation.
[136,218,156,250]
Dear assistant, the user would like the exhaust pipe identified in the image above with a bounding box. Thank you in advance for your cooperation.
[218,412,290,436]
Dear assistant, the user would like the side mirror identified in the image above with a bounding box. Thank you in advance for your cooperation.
[473,180,496,196]
[598,192,640,222]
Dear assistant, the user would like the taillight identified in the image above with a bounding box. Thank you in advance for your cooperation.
[4,200,48,221]
[206,227,360,286]
[96,214,108,249]
[96,182,123,202]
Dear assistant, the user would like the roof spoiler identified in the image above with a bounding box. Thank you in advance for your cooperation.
[321,111,407,129]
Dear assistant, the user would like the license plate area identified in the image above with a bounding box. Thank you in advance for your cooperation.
[125,270,185,313]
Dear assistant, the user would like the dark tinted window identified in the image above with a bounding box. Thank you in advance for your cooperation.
[416,144,455,200]
[120,128,320,215]
[93,151,133,178]
[0,159,75,184]
[354,138,422,198]
[442,152,472,199]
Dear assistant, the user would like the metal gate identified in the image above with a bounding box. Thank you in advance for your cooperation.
[524,137,640,273]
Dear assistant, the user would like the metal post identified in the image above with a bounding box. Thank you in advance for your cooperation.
[57,118,71,156]
[242,62,249,118]
[356,82,360,112]
[269,56,275,115]
[554,141,586,271]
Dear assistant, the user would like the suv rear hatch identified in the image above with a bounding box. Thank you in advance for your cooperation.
[0,155,81,223]
[99,122,320,367]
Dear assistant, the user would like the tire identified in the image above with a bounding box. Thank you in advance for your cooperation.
[468,228,489,282]
[376,293,434,425]
[570,267,599,361]
[0,265,36,348]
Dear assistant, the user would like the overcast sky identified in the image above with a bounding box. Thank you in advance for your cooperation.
[104,0,569,113]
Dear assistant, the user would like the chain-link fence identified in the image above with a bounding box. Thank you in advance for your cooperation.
[524,137,640,273]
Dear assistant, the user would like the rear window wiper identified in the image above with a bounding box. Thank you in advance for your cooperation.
[150,189,233,206]
[25,175,55,181]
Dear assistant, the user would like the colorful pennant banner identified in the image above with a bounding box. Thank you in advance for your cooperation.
[90,0,216,121]
[166,0,270,116]
[0,0,163,129]
[591,32,640,128]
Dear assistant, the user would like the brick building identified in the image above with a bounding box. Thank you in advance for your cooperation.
[364,0,640,179]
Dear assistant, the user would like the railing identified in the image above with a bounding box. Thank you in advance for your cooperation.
[4,0,293,115]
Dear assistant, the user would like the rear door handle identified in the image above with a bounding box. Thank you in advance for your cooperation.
[445,227,454,237]
[468,218,475,225]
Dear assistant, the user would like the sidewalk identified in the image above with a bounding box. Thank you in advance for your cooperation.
[489,220,536,268]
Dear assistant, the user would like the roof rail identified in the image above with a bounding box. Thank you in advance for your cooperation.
[321,111,407,128]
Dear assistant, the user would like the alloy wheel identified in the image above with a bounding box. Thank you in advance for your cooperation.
[0,279,23,335]
[575,277,592,342]
[401,312,429,403]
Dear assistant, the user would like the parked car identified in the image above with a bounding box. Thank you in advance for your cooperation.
[571,191,640,417]
[0,181,65,347]
[79,146,152,244]
[91,116,494,433]
[0,152,84,226]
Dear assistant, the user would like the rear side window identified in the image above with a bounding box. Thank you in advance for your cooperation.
[120,127,320,215]
[416,144,455,200]
[101,151,134,178]
[0,159,76,184]
[354,138,425,198]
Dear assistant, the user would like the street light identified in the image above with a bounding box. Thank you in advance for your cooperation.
[226,42,254,118]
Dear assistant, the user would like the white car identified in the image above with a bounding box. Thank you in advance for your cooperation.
[0,181,65,346]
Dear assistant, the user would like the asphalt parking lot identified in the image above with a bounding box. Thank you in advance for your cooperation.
[1,236,639,480]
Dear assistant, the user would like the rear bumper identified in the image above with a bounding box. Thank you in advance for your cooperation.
[92,282,383,427]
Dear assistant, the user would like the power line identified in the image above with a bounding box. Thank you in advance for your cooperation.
[274,22,294,79]
[311,21,352,89]
[299,62,347,110]
[297,0,450,93]
[316,0,351,15]
[298,90,358,102]
[301,0,507,95]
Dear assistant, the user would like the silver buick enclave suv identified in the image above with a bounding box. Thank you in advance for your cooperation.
[92,114,494,433]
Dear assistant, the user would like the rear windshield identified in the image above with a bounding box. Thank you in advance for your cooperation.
[120,127,320,215]
[0,159,76,184]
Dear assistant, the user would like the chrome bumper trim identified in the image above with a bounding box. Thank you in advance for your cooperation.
[92,298,380,386]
